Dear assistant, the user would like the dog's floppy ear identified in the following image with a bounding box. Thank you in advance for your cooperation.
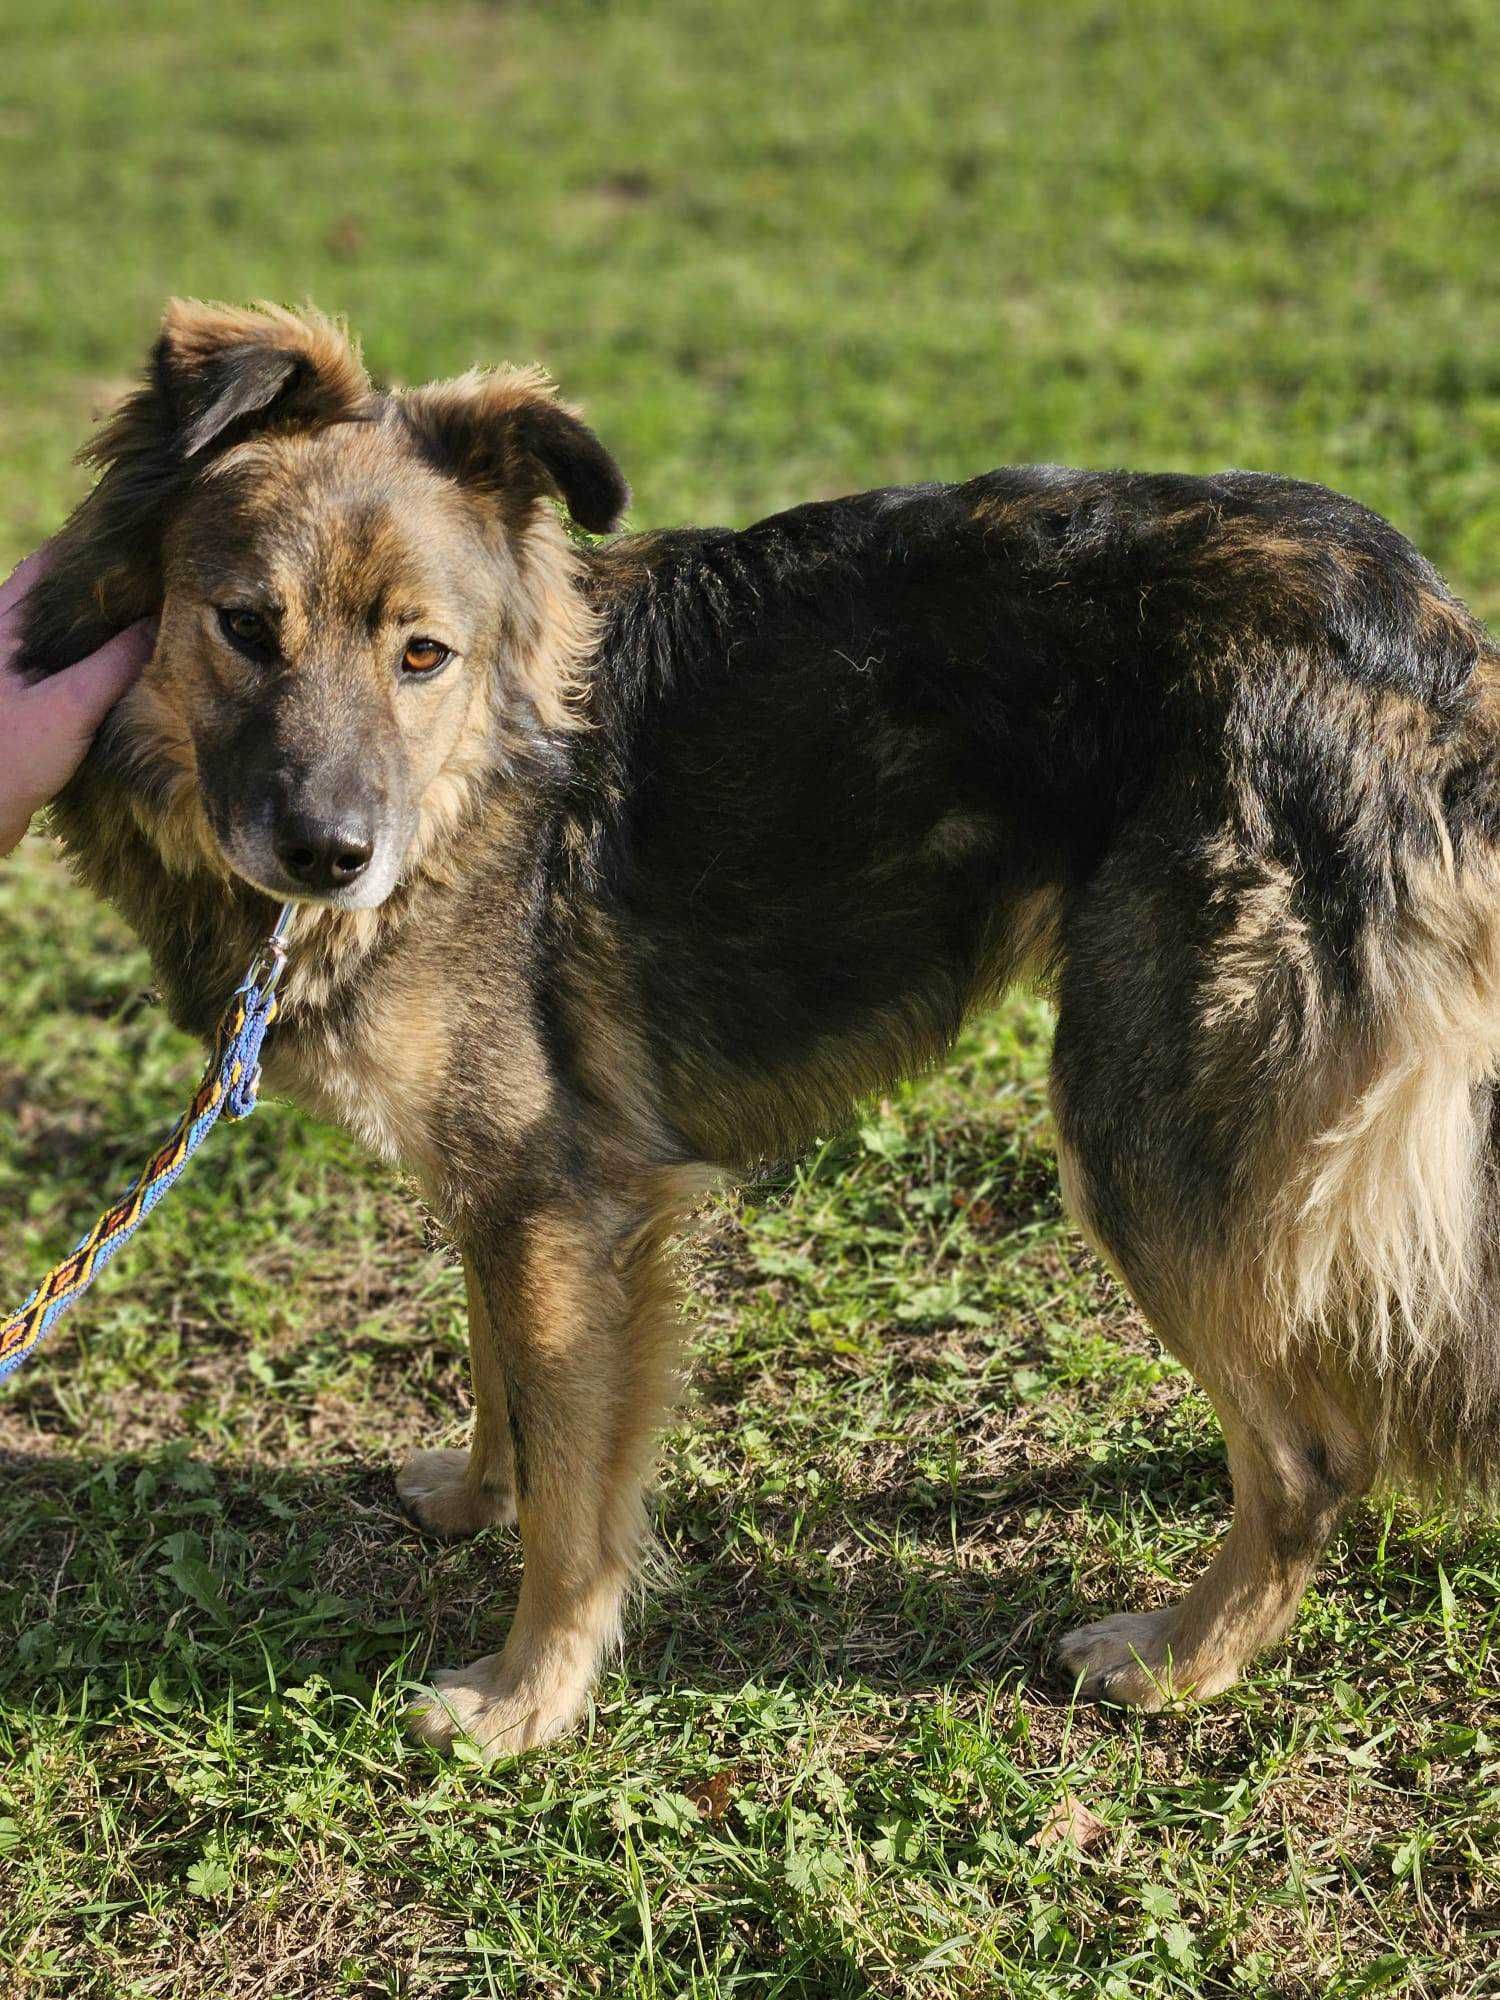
[19,300,370,676]
[150,298,371,458]
[402,367,629,535]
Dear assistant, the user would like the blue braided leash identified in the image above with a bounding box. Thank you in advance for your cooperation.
[0,902,294,1381]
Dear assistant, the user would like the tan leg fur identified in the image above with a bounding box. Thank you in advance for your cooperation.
[1059,1359,1371,1706]
[397,1262,519,1538]
[407,1190,687,1759]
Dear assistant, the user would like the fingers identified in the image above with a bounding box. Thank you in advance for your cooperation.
[77,619,156,696]
[33,620,155,734]
[0,544,54,624]
[0,543,59,664]
[0,556,154,858]
[0,546,153,729]
[0,618,155,857]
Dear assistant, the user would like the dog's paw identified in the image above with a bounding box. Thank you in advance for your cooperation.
[1056,1609,1197,1710]
[406,1651,586,1761]
[396,1448,516,1539]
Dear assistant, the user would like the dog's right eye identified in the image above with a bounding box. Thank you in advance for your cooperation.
[218,606,271,651]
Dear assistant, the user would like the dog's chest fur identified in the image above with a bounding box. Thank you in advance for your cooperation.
[270,980,449,1183]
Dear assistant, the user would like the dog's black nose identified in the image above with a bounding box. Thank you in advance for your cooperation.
[274,813,374,893]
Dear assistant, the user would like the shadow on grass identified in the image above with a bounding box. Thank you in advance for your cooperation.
[0,1436,1239,1723]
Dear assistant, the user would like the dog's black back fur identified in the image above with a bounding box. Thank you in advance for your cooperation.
[573,468,1489,1170]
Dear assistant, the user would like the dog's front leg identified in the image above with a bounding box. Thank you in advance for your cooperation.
[397,1259,519,1537]
[407,1196,663,1759]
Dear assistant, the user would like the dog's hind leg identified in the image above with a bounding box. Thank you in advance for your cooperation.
[1045,799,1381,1708]
[397,1259,518,1538]
[1057,1356,1371,1706]
[407,1184,686,1758]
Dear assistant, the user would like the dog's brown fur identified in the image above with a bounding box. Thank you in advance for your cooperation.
[18,301,1500,1752]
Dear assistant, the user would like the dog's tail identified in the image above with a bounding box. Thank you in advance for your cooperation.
[1223,663,1500,1505]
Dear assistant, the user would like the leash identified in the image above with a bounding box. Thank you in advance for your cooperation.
[0,902,294,1382]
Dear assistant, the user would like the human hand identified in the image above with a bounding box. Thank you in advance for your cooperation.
[0,548,155,856]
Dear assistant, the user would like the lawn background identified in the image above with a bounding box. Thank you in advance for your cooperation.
[1,2,1498,1994]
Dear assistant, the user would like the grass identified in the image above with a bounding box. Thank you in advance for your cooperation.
[2,0,1499,1992]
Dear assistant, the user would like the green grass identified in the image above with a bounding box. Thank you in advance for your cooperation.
[2,1,1500,1993]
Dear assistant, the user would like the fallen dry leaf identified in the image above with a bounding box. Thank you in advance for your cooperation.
[1030,1793,1108,1853]
[685,1769,736,1822]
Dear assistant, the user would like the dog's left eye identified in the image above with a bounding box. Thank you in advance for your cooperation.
[401,637,451,675]
[219,606,271,649]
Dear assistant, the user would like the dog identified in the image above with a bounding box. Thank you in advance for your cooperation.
[16,299,1500,1756]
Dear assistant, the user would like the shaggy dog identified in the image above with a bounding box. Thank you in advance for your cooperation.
[17,300,1500,1755]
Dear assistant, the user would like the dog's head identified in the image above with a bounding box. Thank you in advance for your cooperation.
[21,301,628,907]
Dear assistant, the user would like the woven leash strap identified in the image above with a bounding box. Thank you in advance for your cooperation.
[0,904,293,1383]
